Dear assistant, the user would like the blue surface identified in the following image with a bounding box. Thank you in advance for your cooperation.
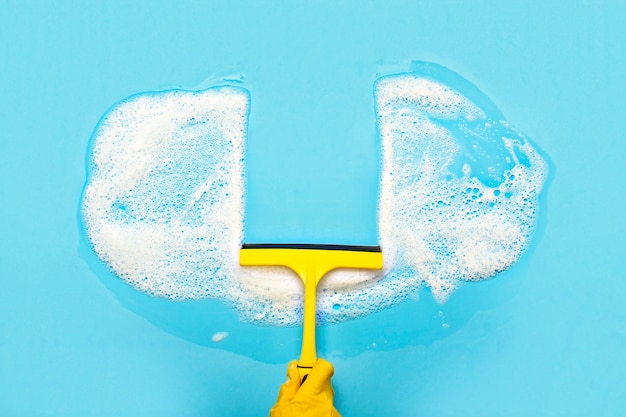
[1,1,625,416]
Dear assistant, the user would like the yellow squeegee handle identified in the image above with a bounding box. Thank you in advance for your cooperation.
[297,264,318,382]
[297,250,383,382]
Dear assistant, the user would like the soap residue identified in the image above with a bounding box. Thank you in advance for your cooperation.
[82,68,548,326]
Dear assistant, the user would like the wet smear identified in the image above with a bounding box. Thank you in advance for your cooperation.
[82,64,548,327]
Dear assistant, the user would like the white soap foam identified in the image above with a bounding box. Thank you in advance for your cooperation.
[211,332,230,343]
[82,75,548,327]
[83,87,249,302]
[82,87,306,326]
[375,74,548,304]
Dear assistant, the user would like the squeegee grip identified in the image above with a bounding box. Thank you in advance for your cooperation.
[298,265,318,382]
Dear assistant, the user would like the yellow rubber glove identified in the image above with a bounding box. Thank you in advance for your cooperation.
[269,359,341,417]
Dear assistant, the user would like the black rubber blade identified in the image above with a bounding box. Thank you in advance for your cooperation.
[241,243,381,252]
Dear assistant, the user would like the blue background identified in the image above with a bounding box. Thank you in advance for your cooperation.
[2,1,625,416]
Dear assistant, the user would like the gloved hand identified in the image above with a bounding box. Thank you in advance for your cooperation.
[269,359,341,417]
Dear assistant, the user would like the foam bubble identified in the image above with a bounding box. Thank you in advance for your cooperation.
[211,332,230,343]
[82,71,548,327]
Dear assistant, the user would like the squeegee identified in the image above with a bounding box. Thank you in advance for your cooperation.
[240,243,383,381]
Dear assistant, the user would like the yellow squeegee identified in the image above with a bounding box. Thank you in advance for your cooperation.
[240,243,383,381]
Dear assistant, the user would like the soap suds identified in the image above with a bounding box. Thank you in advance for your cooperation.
[375,74,548,305]
[82,87,248,301]
[211,332,230,343]
[82,71,548,326]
